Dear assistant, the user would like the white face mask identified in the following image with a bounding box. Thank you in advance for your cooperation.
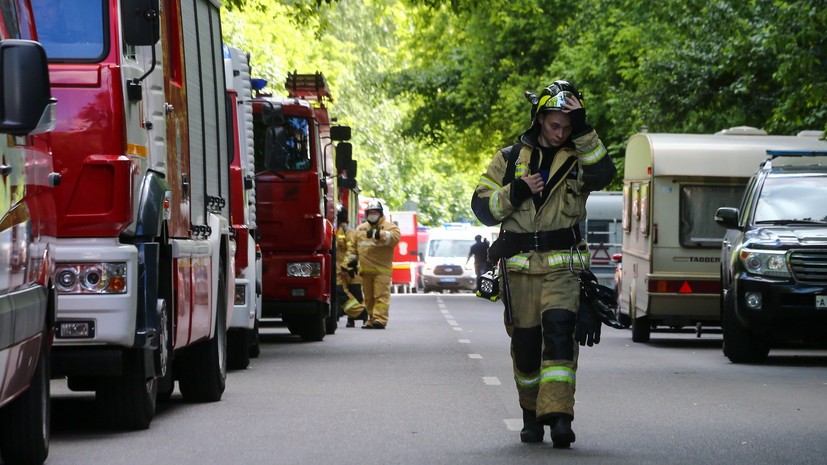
[367,213,380,224]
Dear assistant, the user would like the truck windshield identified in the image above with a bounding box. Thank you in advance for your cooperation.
[31,0,106,61]
[754,175,827,224]
[428,239,474,258]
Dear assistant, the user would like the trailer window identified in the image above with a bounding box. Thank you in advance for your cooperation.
[31,0,106,61]
[680,184,745,248]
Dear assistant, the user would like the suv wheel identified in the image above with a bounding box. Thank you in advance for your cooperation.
[722,294,769,363]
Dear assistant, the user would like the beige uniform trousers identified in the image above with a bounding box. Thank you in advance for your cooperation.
[361,273,392,326]
[505,269,580,418]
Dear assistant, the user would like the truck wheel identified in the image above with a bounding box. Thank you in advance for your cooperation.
[177,263,228,402]
[722,296,769,363]
[96,348,157,430]
[227,328,251,370]
[325,314,338,335]
[300,315,326,342]
[248,319,261,358]
[0,327,50,465]
[631,315,651,343]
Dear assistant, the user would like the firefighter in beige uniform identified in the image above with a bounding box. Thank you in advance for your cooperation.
[335,207,368,327]
[346,201,400,329]
[471,80,616,447]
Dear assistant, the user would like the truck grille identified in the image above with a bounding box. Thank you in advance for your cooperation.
[789,250,827,284]
[435,265,463,276]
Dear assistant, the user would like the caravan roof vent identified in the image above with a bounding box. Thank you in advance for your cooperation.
[796,130,825,138]
[715,126,768,136]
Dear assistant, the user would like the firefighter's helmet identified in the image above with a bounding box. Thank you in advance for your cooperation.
[529,80,585,121]
[365,200,383,215]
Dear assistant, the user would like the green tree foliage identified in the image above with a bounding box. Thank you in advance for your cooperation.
[223,0,826,225]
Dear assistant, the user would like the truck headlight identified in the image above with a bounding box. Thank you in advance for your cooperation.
[55,263,127,294]
[739,248,790,278]
[287,262,321,277]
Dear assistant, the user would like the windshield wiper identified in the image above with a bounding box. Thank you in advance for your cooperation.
[755,219,827,225]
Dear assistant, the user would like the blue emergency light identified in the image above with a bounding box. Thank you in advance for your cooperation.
[251,78,268,92]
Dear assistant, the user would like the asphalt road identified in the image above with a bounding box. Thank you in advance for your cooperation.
[44,293,827,465]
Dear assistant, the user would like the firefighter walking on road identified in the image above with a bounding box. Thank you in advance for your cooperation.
[336,207,368,327]
[471,80,616,448]
[346,200,400,329]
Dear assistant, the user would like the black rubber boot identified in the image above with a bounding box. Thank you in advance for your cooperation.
[346,318,355,328]
[519,409,544,443]
[548,414,575,448]
[357,310,368,321]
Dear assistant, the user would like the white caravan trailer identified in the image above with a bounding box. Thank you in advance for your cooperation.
[619,127,827,342]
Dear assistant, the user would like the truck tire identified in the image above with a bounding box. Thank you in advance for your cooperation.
[248,320,261,358]
[96,348,157,430]
[300,314,326,342]
[0,326,50,465]
[722,296,769,363]
[177,263,228,402]
[227,328,250,370]
[631,315,651,343]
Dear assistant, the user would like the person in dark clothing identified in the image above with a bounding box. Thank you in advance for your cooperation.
[466,234,491,289]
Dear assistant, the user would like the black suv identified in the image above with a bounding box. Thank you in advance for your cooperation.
[715,151,827,363]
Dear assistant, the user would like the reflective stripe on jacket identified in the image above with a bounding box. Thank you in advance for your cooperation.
[471,129,616,274]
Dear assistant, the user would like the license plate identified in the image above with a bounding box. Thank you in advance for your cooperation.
[439,278,457,283]
[817,295,827,309]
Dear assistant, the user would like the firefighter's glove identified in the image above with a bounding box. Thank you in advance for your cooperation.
[569,108,592,138]
[368,227,381,240]
[509,178,534,205]
[575,300,602,347]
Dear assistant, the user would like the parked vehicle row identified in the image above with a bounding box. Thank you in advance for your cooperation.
[613,126,827,363]
[0,1,358,463]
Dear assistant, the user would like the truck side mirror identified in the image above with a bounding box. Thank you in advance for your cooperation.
[121,0,161,46]
[335,142,352,171]
[330,125,351,141]
[264,126,287,172]
[714,207,740,230]
[0,40,53,135]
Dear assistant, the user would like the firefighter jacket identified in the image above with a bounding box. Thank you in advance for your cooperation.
[471,127,616,274]
[347,216,401,275]
[335,225,361,284]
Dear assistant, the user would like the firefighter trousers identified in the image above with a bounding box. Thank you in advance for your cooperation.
[504,269,580,420]
[337,272,366,319]
[361,272,392,327]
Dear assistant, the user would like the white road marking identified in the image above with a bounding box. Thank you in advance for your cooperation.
[504,419,522,432]
[458,339,471,344]
[483,377,501,385]
[468,354,482,359]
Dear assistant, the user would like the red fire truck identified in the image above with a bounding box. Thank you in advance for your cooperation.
[389,211,420,293]
[0,4,57,462]
[225,46,261,370]
[36,0,234,430]
[252,72,351,341]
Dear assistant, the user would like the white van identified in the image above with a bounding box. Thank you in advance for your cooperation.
[421,223,491,293]
[619,127,827,342]
[580,192,622,289]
